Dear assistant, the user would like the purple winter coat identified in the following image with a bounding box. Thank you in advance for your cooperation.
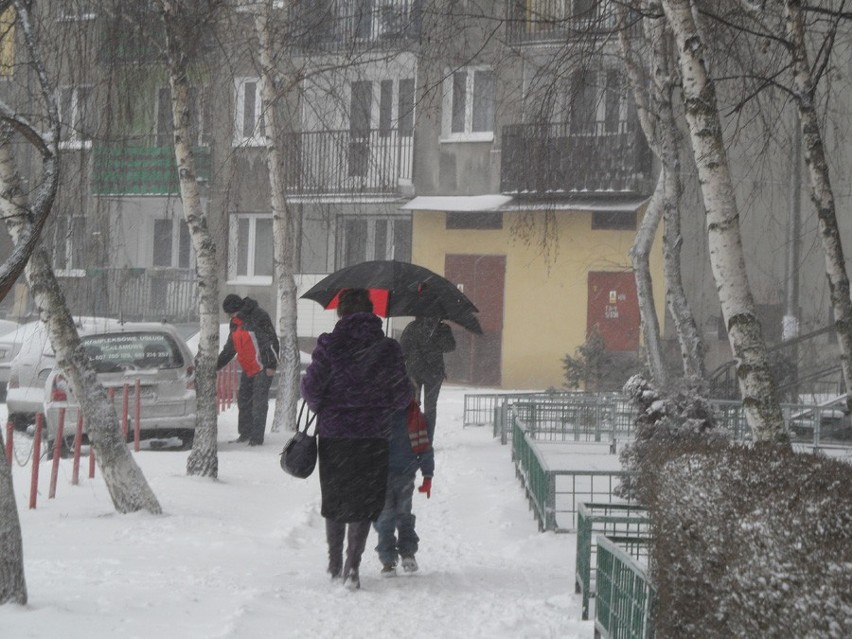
[301,312,412,439]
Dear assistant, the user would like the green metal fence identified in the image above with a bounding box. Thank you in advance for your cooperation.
[510,414,633,531]
[467,391,852,453]
[576,503,651,621]
[595,536,655,639]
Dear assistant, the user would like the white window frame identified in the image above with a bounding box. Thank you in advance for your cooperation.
[441,65,496,143]
[52,213,87,277]
[228,213,273,284]
[233,77,265,147]
[336,215,411,268]
[58,85,94,150]
[152,217,194,269]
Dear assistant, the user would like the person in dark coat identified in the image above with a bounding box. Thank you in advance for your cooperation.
[301,288,411,590]
[217,294,279,446]
[399,316,456,444]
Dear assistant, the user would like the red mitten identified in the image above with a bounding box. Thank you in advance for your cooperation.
[418,477,432,499]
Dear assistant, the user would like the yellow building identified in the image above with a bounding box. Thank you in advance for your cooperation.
[405,196,663,390]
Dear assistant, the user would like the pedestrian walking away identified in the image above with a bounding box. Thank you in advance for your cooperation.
[301,288,412,590]
[374,400,434,576]
[400,316,456,444]
[217,294,279,446]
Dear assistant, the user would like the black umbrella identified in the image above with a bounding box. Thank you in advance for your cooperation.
[301,260,483,333]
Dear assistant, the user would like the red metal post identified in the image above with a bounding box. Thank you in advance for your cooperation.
[216,369,222,413]
[29,414,44,509]
[72,411,84,485]
[88,445,96,479]
[48,408,66,499]
[229,363,237,408]
[4,420,12,464]
[121,383,129,440]
[133,378,141,452]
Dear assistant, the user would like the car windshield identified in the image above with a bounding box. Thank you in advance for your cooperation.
[81,332,184,373]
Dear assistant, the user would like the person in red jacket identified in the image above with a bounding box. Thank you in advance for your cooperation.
[217,294,279,445]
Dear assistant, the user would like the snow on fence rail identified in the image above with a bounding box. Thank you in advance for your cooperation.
[5,364,239,509]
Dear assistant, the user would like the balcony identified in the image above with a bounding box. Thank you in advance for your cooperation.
[92,144,212,196]
[500,120,653,195]
[506,1,639,45]
[292,0,422,53]
[282,128,413,196]
[57,267,198,323]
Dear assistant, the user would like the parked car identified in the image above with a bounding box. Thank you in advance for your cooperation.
[7,319,197,447]
[0,320,39,403]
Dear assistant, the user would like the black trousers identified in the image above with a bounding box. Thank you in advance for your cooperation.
[413,376,443,444]
[237,371,272,443]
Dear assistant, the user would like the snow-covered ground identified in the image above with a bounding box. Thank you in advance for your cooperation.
[1,386,592,638]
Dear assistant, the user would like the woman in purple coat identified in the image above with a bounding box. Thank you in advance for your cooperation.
[301,288,412,589]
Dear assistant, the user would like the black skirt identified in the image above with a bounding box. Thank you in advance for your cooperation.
[318,437,389,523]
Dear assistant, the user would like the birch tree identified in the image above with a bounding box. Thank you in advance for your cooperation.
[0,1,162,514]
[618,2,706,384]
[246,0,300,432]
[660,0,787,443]
[777,0,852,410]
[154,0,222,477]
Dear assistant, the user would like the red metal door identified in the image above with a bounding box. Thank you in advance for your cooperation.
[587,271,640,351]
[444,255,505,386]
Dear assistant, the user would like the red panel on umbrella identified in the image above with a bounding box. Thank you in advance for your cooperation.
[325,288,390,317]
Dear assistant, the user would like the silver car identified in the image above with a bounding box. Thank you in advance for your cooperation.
[0,320,34,402]
[8,320,197,447]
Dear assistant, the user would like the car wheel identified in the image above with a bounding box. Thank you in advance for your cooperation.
[179,431,195,449]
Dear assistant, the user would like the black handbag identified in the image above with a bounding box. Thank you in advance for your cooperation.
[280,401,318,478]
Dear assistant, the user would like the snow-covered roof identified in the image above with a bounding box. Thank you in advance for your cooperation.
[401,194,650,213]
[400,195,513,212]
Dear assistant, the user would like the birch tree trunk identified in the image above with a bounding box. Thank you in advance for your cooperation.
[156,0,220,477]
[251,1,300,432]
[619,2,706,384]
[660,0,787,444]
[0,2,163,514]
[782,0,852,410]
[0,428,26,604]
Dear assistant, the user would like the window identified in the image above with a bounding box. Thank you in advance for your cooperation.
[446,212,503,230]
[52,212,86,275]
[58,86,95,149]
[153,218,192,268]
[229,214,273,282]
[556,69,626,135]
[337,216,411,267]
[398,78,415,136]
[234,78,265,147]
[592,210,636,231]
[442,66,496,141]
[379,80,393,138]
[349,81,373,177]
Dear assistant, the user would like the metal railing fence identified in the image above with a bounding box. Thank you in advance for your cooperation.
[576,503,651,621]
[595,536,655,639]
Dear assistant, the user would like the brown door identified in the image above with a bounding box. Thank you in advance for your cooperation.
[444,255,505,386]
[587,271,640,351]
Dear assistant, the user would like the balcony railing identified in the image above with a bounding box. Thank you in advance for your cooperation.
[57,267,198,323]
[506,0,640,45]
[282,128,413,196]
[292,0,422,52]
[500,120,653,195]
[92,144,212,196]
